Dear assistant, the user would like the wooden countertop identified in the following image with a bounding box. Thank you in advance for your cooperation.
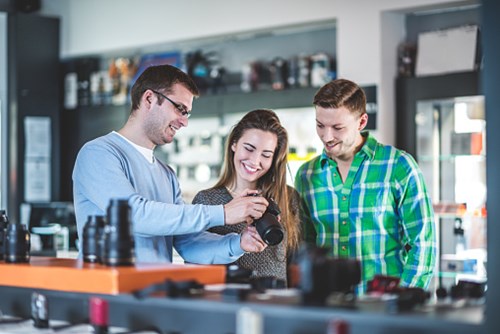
[0,257,225,295]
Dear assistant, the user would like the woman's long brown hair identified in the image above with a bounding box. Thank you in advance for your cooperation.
[213,109,300,251]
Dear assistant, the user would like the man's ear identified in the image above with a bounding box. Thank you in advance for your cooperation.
[358,113,368,131]
[143,90,154,108]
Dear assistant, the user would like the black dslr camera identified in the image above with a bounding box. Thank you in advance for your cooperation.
[250,195,284,246]
[297,245,361,306]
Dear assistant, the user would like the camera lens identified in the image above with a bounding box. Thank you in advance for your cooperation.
[252,197,284,246]
[82,215,106,263]
[103,199,135,266]
[5,222,31,263]
[246,195,284,245]
[254,213,284,246]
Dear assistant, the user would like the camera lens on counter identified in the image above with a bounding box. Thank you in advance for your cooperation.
[82,215,106,263]
[5,222,31,263]
[103,198,135,266]
[0,209,9,261]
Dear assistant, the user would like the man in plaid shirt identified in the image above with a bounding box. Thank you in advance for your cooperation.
[294,79,436,294]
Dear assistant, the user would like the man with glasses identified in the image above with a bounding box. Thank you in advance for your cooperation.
[73,64,269,264]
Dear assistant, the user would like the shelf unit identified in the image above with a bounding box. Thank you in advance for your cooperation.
[396,71,481,158]
[6,14,60,223]
[194,86,319,117]
[59,21,336,201]
[396,70,485,290]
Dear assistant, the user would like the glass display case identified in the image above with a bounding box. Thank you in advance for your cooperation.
[415,95,486,289]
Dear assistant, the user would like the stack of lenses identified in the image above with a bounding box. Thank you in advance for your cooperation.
[102,198,135,266]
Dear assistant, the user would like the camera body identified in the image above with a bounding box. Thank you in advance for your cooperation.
[252,196,284,246]
[298,245,361,305]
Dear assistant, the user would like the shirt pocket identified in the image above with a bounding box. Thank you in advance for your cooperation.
[351,182,399,236]
[351,182,389,216]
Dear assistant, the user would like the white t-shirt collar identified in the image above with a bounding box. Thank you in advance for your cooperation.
[113,131,155,163]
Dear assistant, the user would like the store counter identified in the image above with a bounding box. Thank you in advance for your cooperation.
[0,257,225,294]
[0,257,485,334]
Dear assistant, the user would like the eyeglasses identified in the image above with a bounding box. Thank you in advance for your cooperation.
[150,90,191,118]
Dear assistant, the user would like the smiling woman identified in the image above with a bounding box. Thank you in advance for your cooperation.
[192,109,302,286]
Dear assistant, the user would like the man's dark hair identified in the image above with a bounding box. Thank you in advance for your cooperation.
[313,78,366,117]
[130,64,199,111]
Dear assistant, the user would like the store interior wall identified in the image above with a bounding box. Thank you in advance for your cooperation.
[39,0,466,147]
[0,4,494,328]
[0,0,480,218]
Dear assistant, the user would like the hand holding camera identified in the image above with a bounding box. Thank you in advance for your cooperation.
[223,189,269,225]
[224,189,284,246]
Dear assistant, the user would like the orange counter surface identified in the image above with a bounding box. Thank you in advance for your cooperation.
[0,257,225,295]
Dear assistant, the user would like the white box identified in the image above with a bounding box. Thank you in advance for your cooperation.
[416,25,479,76]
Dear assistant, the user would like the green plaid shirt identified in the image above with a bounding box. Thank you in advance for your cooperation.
[294,132,436,294]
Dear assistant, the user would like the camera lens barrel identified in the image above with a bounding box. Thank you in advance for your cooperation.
[246,194,284,245]
[253,198,284,246]
[82,215,106,263]
[255,213,284,246]
[103,199,135,266]
[5,222,31,263]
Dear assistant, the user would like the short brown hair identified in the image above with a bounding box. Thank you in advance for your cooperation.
[130,64,199,111]
[313,78,366,117]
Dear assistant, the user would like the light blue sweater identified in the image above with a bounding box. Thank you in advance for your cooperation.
[72,132,243,263]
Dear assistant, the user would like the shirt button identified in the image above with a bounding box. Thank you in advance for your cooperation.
[342,196,347,201]
[342,220,347,225]
[341,246,346,251]
[334,173,337,177]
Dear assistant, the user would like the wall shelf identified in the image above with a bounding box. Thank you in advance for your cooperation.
[194,86,318,117]
[58,20,336,201]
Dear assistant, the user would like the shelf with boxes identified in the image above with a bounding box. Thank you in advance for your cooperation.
[61,20,336,114]
[59,21,337,202]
